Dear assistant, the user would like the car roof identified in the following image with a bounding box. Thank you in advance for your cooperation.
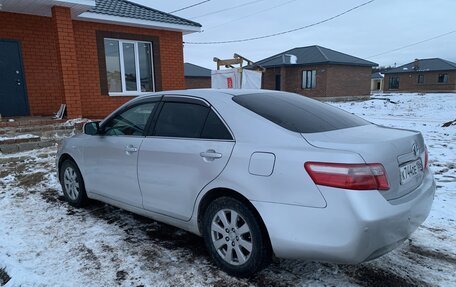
[138,89,283,101]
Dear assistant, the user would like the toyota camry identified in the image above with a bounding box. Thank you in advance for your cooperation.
[57,89,435,277]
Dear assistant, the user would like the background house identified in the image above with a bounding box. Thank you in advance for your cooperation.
[184,63,211,89]
[371,72,384,92]
[0,0,201,118]
[383,58,456,93]
[255,45,377,98]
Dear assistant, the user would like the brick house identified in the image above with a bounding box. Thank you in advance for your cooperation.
[184,63,211,89]
[255,45,377,98]
[0,0,201,118]
[371,72,384,92]
[383,58,456,93]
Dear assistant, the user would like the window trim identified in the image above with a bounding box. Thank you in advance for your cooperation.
[96,31,162,96]
[104,38,155,96]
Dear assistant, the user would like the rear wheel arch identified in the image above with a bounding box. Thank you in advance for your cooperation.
[197,188,272,251]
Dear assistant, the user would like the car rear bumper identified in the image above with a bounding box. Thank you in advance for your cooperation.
[252,169,435,263]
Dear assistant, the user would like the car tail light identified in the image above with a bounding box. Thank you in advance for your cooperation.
[304,162,390,191]
[424,145,429,169]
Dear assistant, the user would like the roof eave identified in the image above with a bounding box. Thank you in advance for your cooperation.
[77,12,201,34]
[261,61,377,68]
[383,68,456,74]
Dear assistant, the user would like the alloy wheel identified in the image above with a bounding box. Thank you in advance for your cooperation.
[63,166,80,201]
[211,209,253,265]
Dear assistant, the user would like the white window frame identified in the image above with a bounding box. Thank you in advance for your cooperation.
[302,70,316,89]
[105,38,155,96]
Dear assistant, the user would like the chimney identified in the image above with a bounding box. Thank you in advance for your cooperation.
[413,59,420,70]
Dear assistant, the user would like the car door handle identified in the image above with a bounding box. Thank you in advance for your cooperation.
[125,145,138,154]
[200,150,222,159]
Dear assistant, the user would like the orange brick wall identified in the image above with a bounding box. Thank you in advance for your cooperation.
[0,12,63,115]
[0,9,185,118]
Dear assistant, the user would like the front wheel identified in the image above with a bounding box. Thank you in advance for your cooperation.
[59,159,88,208]
[202,197,271,277]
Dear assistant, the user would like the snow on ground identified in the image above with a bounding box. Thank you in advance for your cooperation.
[0,93,455,287]
[63,118,91,127]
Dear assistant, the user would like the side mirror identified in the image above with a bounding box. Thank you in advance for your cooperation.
[83,121,100,135]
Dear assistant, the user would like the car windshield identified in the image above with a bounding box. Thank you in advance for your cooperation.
[232,92,370,133]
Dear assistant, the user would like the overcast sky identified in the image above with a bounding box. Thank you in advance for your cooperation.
[132,0,456,69]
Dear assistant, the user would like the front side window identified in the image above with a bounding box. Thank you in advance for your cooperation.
[417,74,424,84]
[103,102,156,136]
[302,70,316,89]
[438,73,448,83]
[104,39,155,95]
[389,76,400,89]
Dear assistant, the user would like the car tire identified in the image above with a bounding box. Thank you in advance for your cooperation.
[59,159,88,208]
[202,196,271,277]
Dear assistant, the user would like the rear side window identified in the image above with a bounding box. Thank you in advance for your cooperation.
[154,102,209,138]
[233,92,369,133]
[201,110,232,140]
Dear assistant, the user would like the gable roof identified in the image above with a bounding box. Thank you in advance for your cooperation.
[383,58,456,74]
[184,63,211,77]
[255,45,377,68]
[371,72,384,79]
[78,0,201,33]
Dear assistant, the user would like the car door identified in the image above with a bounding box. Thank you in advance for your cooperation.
[82,99,158,208]
[138,96,235,220]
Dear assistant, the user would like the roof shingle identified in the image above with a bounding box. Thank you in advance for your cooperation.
[90,0,201,28]
[255,45,377,67]
[383,58,456,74]
[184,63,211,77]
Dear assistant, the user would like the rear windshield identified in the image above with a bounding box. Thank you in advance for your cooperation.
[232,92,369,133]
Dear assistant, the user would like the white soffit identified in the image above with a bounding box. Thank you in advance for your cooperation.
[77,12,201,34]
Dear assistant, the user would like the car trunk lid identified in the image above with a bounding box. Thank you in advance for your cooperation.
[302,124,426,201]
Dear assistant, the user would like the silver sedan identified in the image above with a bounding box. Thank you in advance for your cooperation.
[57,89,435,277]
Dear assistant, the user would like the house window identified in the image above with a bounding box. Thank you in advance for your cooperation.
[438,73,448,83]
[302,70,316,89]
[389,76,400,89]
[104,39,155,95]
[417,74,424,84]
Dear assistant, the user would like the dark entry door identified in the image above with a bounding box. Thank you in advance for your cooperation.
[275,74,281,90]
[0,40,29,116]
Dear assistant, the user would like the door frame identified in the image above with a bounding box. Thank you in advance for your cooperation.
[0,38,30,116]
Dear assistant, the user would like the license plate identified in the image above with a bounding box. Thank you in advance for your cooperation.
[400,159,423,184]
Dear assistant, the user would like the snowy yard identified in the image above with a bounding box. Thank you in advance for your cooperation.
[0,93,455,286]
